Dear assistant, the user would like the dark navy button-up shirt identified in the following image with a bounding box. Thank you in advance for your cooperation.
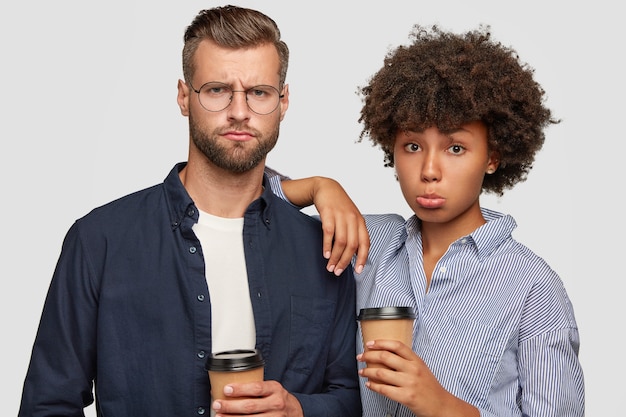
[19,163,361,417]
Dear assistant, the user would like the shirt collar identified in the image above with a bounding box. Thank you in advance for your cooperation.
[163,162,274,232]
[470,208,517,261]
[164,162,196,231]
[404,207,517,261]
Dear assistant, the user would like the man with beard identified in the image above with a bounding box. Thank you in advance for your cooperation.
[18,6,365,417]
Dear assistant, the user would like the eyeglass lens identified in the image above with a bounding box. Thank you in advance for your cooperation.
[196,82,281,114]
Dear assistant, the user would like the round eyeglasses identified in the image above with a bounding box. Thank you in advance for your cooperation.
[188,81,284,115]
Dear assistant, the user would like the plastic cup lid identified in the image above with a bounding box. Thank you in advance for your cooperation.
[357,306,415,320]
[205,349,265,372]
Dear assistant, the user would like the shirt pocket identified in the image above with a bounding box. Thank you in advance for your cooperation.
[424,314,511,400]
[288,295,336,375]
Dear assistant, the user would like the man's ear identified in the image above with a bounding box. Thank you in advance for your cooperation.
[177,79,191,117]
[278,83,289,121]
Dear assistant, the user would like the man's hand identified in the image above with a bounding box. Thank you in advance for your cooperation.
[212,380,303,417]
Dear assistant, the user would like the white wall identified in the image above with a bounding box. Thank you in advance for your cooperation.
[2,1,620,415]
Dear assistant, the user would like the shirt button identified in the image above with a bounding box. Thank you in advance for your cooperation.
[385,413,392,417]
[189,246,197,254]
[439,266,447,273]
[197,406,206,415]
[197,294,205,302]
[197,350,206,359]
[188,208,196,217]
[461,238,468,244]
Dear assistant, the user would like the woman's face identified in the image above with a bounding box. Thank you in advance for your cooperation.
[393,121,498,228]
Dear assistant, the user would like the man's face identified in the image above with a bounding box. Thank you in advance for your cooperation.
[177,39,289,173]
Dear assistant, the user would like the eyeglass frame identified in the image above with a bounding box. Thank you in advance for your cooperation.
[187,80,285,115]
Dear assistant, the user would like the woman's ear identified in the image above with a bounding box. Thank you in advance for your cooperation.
[486,151,500,174]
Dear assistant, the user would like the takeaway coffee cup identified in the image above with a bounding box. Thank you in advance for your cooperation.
[206,349,265,400]
[357,306,415,368]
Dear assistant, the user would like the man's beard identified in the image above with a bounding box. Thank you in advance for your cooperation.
[189,114,279,173]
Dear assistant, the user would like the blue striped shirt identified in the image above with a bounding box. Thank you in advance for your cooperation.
[356,209,584,417]
[266,174,584,416]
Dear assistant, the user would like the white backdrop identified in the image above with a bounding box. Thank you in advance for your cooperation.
[2,1,621,415]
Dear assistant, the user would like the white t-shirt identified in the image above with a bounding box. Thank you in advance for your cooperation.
[192,210,256,354]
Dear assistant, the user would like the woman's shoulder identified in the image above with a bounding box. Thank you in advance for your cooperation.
[362,213,411,251]
[363,213,407,228]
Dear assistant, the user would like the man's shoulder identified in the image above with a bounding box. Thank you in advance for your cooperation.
[88,183,163,215]
[78,163,185,223]
[267,191,322,225]
[74,183,166,232]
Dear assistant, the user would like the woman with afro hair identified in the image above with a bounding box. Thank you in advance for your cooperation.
[276,24,584,417]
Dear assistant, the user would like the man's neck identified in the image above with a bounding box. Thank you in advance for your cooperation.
[179,160,265,218]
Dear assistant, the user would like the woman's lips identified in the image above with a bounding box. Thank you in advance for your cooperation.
[416,195,445,209]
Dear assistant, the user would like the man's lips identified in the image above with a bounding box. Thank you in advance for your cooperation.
[222,130,254,141]
[416,195,445,209]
